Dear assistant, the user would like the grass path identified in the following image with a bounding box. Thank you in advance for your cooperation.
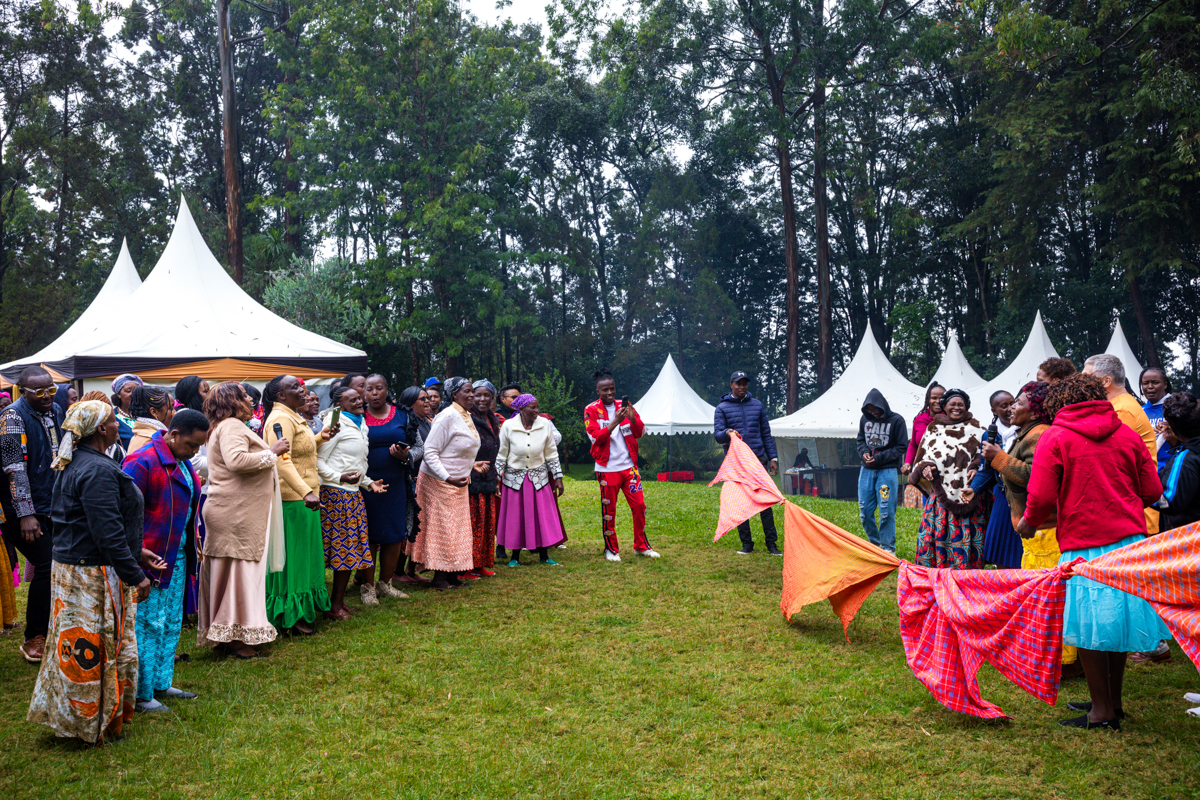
[0,476,1196,799]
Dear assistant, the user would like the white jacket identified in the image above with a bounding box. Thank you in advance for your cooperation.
[496,415,563,491]
[316,411,377,492]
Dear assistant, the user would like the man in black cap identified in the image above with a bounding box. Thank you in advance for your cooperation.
[714,371,780,555]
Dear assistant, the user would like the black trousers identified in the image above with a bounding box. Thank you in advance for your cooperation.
[1,514,52,642]
[737,454,778,550]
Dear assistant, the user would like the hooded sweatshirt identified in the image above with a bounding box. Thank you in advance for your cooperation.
[1159,438,1200,531]
[1023,400,1162,552]
[855,388,908,471]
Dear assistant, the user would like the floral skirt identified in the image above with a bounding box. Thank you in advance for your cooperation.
[470,492,499,570]
[320,487,374,571]
[915,495,986,570]
[27,563,137,743]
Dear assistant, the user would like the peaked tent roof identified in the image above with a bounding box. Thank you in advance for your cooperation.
[12,198,367,380]
[771,324,925,438]
[929,333,984,390]
[1104,319,1144,385]
[0,238,143,379]
[634,354,718,435]
[966,311,1059,401]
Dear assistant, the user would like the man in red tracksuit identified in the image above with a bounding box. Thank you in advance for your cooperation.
[584,369,660,562]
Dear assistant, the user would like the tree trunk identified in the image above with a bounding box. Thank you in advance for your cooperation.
[282,4,302,254]
[217,0,244,282]
[779,135,801,414]
[52,92,71,271]
[1126,266,1159,368]
[813,0,833,395]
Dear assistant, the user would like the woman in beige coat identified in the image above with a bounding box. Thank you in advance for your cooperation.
[197,382,290,659]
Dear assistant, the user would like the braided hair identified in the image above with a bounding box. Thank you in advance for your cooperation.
[1044,373,1105,420]
[1164,392,1200,440]
[175,375,206,412]
[328,384,353,407]
[923,381,944,412]
[129,385,170,418]
[261,375,287,421]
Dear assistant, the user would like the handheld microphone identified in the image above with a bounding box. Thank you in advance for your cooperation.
[987,421,999,444]
[273,423,290,460]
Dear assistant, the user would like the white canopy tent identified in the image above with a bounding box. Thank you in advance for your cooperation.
[966,311,1059,401]
[772,324,925,439]
[929,332,984,391]
[1104,319,1143,385]
[0,238,142,381]
[634,354,717,435]
[7,197,368,390]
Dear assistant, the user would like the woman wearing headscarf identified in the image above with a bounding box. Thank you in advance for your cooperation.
[496,393,567,566]
[127,386,175,454]
[110,373,143,450]
[263,375,336,635]
[356,374,411,603]
[467,380,502,578]
[982,380,1080,675]
[912,388,987,569]
[318,384,387,618]
[122,409,207,712]
[175,376,210,618]
[395,386,432,586]
[29,401,152,744]
[409,377,487,589]
[198,382,288,659]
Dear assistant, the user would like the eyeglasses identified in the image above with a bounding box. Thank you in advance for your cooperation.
[20,386,58,398]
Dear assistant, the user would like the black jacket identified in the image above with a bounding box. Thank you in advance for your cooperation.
[714,393,778,461]
[855,388,908,471]
[1159,438,1200,531]
[51,444,146,586]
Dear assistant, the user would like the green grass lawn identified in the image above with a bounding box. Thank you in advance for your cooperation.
[0,476,1196,799]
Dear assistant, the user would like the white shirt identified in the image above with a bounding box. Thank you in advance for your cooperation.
[316,411,375,491]
[595,403,633,473]
[420,405,481,481]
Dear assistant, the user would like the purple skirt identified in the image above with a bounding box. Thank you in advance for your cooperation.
[496,479,566,551]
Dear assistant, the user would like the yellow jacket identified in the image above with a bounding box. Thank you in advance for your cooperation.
[265,404,320,502]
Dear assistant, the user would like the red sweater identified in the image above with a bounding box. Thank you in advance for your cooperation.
[1023,400,1162,552]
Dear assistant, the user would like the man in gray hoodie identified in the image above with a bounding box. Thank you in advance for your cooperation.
[855,388,908,553]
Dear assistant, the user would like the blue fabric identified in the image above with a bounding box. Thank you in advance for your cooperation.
[858,466,898,552]
[714,393,777,460]
[1059,535,1171,652]
[1142,400,1171,463]
[136,538,187,700]
[362,408,408,544]
[982,483,1023,568]
[341,411,363,429]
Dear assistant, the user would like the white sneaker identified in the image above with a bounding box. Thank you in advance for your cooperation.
[637,549,661,558]
[604,549,621,562]
[375,581,408,599]
[360,583,379,606]
[556,543,568,549]
[736,549,753,555]
[1184,692,1200,704]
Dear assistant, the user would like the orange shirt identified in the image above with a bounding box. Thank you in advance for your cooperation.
[1111,392,1159,534]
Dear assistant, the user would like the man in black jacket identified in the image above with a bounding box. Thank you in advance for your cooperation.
[0,366,65,663]
[715,371,781,556]
[855,388,908,553]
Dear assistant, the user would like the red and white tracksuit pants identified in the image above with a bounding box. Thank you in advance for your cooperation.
[597,467,650,554]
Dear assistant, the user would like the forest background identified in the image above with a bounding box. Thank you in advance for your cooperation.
[1,0,1198,438]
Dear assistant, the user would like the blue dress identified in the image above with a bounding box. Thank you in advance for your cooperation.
[363,406,409,545]
[973,430,1024,569]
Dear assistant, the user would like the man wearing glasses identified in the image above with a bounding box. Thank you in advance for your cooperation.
[0,366,65,663]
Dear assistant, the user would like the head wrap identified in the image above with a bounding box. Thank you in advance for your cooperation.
[175,375,206,413]
[444,377,470,403]
[473,379,496,395]
[0,392,9,400]
[510,393,537,411]
[111,373,142,395]
[1018,381,1052,426]
[52,400,112,470]
[939,388,971,413]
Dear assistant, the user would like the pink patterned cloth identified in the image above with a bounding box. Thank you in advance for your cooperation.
[709,430,783,542]
[1074,520,1200,673]
[897,562,1070,719]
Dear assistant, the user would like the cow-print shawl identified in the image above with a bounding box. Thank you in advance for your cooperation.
[912,413,985,516]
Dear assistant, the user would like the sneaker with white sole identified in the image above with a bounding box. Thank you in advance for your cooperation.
[736,548,753,555]
[767,547,783,557]
[637,549,661,558]
[375,581,408,599]
[604,549,621,562]
[360,583,379,606]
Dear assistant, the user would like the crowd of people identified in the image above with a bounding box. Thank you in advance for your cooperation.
[3,365,667,745]
[858,355,1200,729]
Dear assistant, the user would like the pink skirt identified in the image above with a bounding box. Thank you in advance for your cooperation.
[409,472,474,572]
[496,479,566,551]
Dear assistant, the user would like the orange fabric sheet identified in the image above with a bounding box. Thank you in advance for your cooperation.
[93,359,346,384]
[0,364,70,389]
[708,430,784,541]
[781,502,900,641]
[1074,520,1200,673]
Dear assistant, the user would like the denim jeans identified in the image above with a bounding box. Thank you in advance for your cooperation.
[858,467,898,552]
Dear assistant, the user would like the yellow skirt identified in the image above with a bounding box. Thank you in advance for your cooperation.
[1020,526,1077,665]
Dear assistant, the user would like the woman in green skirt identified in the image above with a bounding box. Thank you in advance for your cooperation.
[263,375,338,635]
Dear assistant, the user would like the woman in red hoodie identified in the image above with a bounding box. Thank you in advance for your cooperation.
[1018,374,1168,731]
